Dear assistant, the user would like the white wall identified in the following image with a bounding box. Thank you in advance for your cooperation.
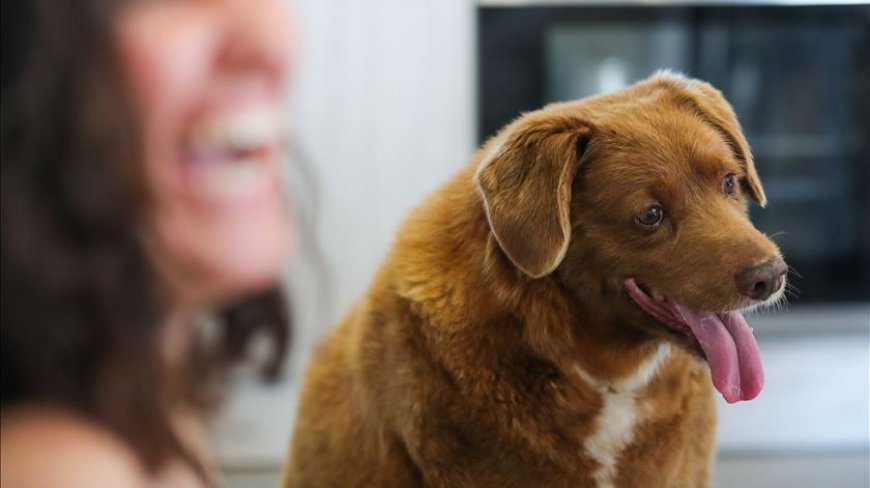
[287,0,476,374]
[213,0,476,467]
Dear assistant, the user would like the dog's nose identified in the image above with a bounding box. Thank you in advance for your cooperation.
[736,257,787,301]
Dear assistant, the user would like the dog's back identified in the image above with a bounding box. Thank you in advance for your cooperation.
[285,165,502,486]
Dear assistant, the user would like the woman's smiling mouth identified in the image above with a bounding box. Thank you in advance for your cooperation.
[180,106,283,202]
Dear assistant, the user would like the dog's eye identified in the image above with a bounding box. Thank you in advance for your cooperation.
[722,173,738,197]
[636,205,664,229]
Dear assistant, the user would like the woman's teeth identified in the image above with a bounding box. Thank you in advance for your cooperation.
[182,108,282,199]
[184,108,281,162]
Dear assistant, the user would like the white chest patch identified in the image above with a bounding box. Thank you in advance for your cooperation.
[573,343,672,488]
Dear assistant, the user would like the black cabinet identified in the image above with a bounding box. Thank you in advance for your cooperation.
[478,4,870,303]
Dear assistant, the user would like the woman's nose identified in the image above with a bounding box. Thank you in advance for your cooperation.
[219,0,294,81]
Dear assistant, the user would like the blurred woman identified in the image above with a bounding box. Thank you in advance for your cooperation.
[1,0,295,485]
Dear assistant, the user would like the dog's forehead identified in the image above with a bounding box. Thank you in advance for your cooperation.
[588,105,736,180]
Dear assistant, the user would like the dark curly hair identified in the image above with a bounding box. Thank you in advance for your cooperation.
[1,0,291,480]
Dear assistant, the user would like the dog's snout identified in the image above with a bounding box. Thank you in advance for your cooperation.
[736,257,787,301]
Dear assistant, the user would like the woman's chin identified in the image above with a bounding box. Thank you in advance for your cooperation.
[148,181,291,308]
[203,237,288,305]
[157,224,289,309]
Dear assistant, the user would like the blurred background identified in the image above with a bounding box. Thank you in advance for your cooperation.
[219,1,869,486]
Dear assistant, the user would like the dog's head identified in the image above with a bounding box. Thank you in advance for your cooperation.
[475,73,786,403]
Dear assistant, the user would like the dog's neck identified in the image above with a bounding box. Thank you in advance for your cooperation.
[508,269,669,386]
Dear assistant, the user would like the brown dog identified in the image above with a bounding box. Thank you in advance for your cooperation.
[283,72,787,487]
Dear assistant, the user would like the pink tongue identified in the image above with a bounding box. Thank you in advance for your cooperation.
[670,304,764,403]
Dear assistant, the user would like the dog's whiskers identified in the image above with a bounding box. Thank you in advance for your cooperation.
[783,281,801,300]
[767,231,790,242]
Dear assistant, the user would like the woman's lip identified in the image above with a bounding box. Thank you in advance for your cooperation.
[188,77,282,114]
[181,142,279,166]
[178,149,282,206]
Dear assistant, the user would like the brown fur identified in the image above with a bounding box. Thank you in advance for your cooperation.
[283,73,782,487]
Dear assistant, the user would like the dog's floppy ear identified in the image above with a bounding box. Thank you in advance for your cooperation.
[475,115,592,278]
[666,76,767,206]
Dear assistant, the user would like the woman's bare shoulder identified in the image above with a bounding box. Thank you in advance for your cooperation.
[1,405,145,488]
